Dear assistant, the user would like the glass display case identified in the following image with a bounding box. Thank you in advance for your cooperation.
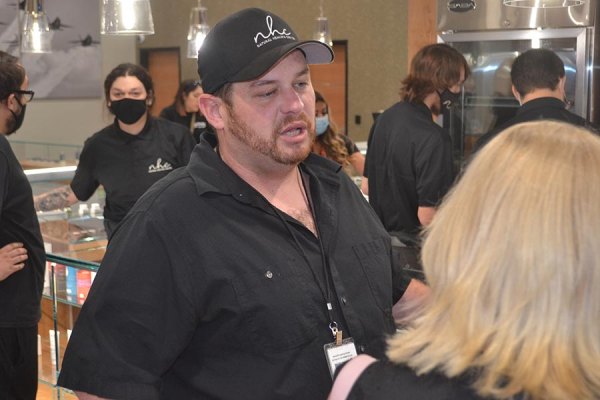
[20,159,107,399]
[25,160,107,264]
[9,140,82,170]
[39,255,99,400]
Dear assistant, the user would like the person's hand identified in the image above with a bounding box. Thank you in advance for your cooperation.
[0,242,28,281]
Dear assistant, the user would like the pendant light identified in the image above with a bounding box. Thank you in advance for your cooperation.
[313,0,332,46]
[503,0,585,7]
[187,0,210,59]
[101,0,155,35]
[21,0,52,54]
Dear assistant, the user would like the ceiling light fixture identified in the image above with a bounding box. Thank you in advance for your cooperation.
[21,0,53,54]
[101,0,155,35]
[187,0,210,59]
[313,0,332,46]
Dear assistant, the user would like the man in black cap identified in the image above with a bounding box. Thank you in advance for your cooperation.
[57,8,427,400]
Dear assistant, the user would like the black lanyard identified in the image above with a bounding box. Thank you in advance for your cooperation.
[269,168,339,339]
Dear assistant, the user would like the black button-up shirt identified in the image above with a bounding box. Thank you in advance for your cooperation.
[365,101,455,243]
[58,136,408,399]
[474,97,598,153]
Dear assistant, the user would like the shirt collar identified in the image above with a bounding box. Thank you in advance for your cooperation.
[187,133,342,202]
[518,97,566,115]
[113,116,153,141]
[409,101,435,118]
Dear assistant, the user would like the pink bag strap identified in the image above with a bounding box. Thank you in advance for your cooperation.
[328,354,377,400]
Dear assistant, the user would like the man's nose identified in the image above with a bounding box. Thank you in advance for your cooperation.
[280,88,304,114]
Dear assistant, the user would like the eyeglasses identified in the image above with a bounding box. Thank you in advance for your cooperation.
[13,90,35,103]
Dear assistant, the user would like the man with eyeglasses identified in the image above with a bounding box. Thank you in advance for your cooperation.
[0,51,46,400]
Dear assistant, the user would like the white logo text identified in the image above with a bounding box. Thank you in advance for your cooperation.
[148,158,173,173]
[253,15,294,48]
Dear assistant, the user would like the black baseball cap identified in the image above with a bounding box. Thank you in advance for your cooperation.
[197,8,334,94]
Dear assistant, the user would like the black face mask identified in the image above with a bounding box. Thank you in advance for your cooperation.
[109,98,147,124]
[437,89,461,110]
[7,98,26,136]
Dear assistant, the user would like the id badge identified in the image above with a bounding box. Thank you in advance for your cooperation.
[323,337,357,378]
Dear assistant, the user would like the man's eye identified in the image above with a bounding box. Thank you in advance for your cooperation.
[259,89,276,98]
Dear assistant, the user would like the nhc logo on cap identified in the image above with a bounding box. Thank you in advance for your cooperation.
[197,8,334,94]
[254,15,294,47]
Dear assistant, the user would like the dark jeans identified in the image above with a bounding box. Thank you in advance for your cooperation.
[0,326,38,400]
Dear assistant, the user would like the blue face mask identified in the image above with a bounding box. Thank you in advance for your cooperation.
[315,115,329,136]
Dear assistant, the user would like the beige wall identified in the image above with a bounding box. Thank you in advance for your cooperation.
[14,0,413,147]
[140,0,410,142]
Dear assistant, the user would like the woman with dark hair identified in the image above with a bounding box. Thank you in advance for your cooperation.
[34,63,196,238]
[159,79,209,142]
[313,91,365,177]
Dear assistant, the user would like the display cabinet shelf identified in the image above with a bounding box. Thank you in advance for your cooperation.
[39,254,100,400]
[21,162,108,399]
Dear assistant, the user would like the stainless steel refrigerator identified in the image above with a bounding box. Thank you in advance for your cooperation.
[437,0,599,162]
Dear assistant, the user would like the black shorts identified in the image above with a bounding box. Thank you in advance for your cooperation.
[0,326,38,400]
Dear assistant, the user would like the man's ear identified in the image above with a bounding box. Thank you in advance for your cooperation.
[199,94,225,130]
[511,85,521,105]
[6,93,19,112]
[558,75,566,94]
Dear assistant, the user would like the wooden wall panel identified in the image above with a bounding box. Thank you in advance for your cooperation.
[310,43,347,135]
[408,0,437,68]
[145,49,181,117]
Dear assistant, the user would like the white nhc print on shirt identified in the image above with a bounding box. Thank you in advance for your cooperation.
[148,158,173,173]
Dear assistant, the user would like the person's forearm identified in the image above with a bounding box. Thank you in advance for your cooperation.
[349,153,365,177]
[392,278,430,322]
[34,185,78,212]
[417,206,436,226]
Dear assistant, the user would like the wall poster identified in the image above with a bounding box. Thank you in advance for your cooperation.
[0,0,102,99]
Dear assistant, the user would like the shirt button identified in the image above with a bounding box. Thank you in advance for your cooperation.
[340,296,347,305]
[359,345,366,353]
[265,271,273,279]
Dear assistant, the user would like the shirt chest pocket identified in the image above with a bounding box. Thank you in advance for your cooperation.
[352,239,393,311]
[231,264,321,352]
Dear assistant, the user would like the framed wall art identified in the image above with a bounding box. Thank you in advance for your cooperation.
[0,0,102,99]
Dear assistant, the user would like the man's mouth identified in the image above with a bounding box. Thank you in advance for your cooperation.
[282,127,304,136]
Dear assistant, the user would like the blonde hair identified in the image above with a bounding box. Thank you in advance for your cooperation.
[387,121,600,399]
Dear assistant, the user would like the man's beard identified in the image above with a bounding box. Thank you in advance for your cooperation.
[226,105,314,165]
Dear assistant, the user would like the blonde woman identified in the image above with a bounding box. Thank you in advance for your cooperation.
[330,120,600,400]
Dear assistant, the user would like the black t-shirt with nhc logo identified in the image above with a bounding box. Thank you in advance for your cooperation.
[70,117,195,223]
